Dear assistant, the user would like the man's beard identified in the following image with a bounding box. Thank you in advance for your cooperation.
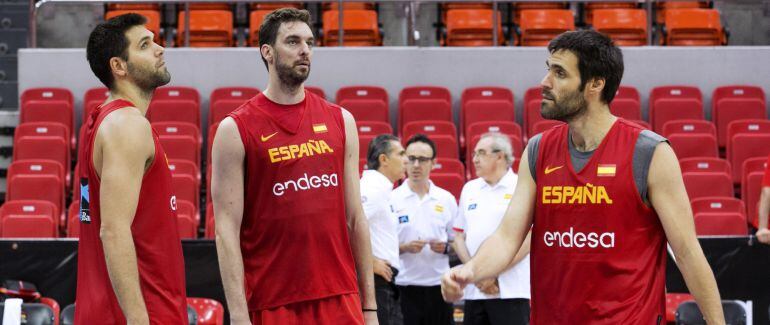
[128,61,171,93]
[275,52,310,90]
[540,88,588,123]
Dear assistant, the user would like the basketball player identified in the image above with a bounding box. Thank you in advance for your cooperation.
[76,13,187,324]
[441,30,726,324]
[212,8,377,324]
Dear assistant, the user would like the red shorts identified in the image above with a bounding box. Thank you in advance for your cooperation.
[250,293,364,325]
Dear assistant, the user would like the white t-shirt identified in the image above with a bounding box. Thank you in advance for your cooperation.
[391,180,457,286]
[453,169,531,300]
[360,170,400,270]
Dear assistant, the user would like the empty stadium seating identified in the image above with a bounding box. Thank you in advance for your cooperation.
[668,133,718,159]
[322,10,381,46]
[726,119,770,183]
[679,157,731,175]
[20,88,75,149]
[661,119,716,138]
[694,212,748,236]
[403,120,457,143]
[0,200,58,238]
[336,86,389,123]
[209,87,260,126]
[584,2,637,25]
[592,9,648,46]
[649,85,703,132]
[149,86,201,127]
[609,85,641,120]
[399,86,453,134]
[711,85,766,147]
[357,121,393,136]
[664,8,726,46]
[682,171,733,200]
[177,10,234,47]
[518,9,575,46]
[460,86,515,146]
[431,173,464,200]
[433,158,465,177]
[83,87,110,122]
[444,9,505,46]
[691,197,746,217]
[741,157,767,228]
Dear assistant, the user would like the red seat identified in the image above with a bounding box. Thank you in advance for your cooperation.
[403,121,457,142]
[249,10,271,46]
[668,133,718,159]
[8,160,64,189]
[712,85,766,147]
[679,157,731,175]
[20,88,75,149]
[15,122,70,151]
[187,297,225,325]
[322,10,381,46]
[682,172,733,201]
[461,87,515,147]
[693,212,747,236]
[523,86,545,135]
[726,119,770,184]
[357,121,393,136]
[431,173,464,201]
[430,135,460,159]
[741,157,767,228]
[67,201,80,238]
[444,9,505,47]
[12,135,70,185]
[169,159,201,184]
[691,197,746,217]
[466,121,523,145]
[83,87,110,122]
[628,119,651,130]
[209,87,260,126]
[306,86,327,99]
[609,85,641,120]
[512,2,569,24]
[399,86,453,135]
[176,200,198,239]
[432,158,465,177]
[148,87,201,127]
[661,119,716,138]
[530,120,566,136]
[153,121,202,147]
[584,2,637,24]
[159,135,200,168]
[519,9,575,46]
[251,2,304,10]
[359,135,376,159]
[592,9,648,46]
[0,200,58,238]
[177,10,234,47]
[649,86,703,132]
[336,86,389,123]
[6,173,65,225]
[666,293,694,323]
[664,9,726,46]
[655,1,710,23]
[172,174,200,219]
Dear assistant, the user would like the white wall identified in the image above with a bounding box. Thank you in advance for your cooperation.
[19,46,770,132]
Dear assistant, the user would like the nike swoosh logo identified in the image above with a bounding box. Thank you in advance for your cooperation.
[544,165,564,175]
[260,132,278,142]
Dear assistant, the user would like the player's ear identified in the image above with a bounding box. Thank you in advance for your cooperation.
[587,77,605,97]
[261,44,273,66]
[109,56,128,79]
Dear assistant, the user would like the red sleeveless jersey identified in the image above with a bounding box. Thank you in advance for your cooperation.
[75,99,188,325]
[531,119,667,324]
[228,91,358,311]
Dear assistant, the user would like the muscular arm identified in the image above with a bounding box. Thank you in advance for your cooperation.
[464,145,537,282]
[648,143,725,325]
[340,109,377,310]
[96,109,155,325]
[211,117,250,324]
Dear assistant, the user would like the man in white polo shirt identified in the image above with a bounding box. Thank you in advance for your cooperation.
[452,133,531,325]
[391,134,458,325]
[361,133,408,325]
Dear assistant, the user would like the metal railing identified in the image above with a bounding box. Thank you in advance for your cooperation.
[31,0,699,48]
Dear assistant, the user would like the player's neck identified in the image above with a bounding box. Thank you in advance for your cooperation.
[407,178,430,198]
[264,80,305,105]
[568,104,616,152]
[108,83,153,116]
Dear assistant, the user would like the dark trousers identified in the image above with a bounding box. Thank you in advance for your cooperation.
[398,285,454,325]
[375,273,403,325]
[463,298,530,325]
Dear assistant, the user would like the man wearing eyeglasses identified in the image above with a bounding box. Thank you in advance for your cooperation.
[389,134,458,325]
[451,133,531,325]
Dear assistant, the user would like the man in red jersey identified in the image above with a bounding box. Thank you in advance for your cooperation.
[76,13,188,325]
[441,30,726,324]
[756,154,770,243]
[212,8,377,325]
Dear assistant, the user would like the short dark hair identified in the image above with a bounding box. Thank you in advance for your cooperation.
[367,134,400,171]
[258,8,313,70]
[405,134,436,159]
[86,13,147,90]
[548,30,624,104]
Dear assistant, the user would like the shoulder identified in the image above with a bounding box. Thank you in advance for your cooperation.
[99,107,152,141]
[461,177,484,195]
